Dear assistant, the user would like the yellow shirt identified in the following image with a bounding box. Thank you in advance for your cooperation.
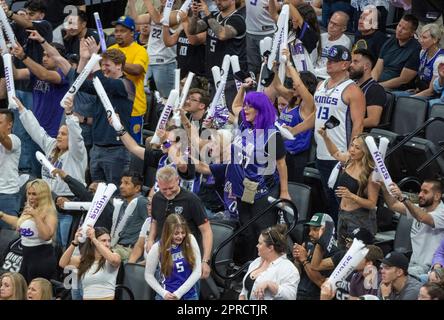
[110,42,149,116]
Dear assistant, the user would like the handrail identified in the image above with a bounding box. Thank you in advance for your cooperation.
[211,198,298,281]
[386,117,444,158]
[417,145,444,173]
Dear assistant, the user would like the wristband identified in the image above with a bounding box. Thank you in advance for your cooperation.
[65,111,73,116]
[400,196,408,203]
[116,129,127,137]
[19,54,28,61]
[202,259,210,264]
[71,241,79,247]
[39,39,46,44]
[302,260,309,267]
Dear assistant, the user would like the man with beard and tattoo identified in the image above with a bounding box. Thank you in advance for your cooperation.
[349,49,386,130]
[381,179,444,279]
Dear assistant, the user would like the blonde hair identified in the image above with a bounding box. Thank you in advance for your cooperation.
[17,179,57,227]
[0,272,27,300]
[421,23,443,43]
[29,278,53,300]
[345,134,375,197]
[156,166,179,183]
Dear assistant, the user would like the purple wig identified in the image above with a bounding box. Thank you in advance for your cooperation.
[241,92,277,130]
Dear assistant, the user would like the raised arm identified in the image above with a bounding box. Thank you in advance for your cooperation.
[188,0,209,35]
[87,227,121,267]
[28,30,71,75]
[317,127,348,162]
[0,211,19,229]
[181,12,206,45]
[162,24,182,47]
[12,42,62,84]
[143,0,162,24]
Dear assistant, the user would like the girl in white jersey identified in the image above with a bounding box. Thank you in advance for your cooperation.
[59,226,121,300]
[0,179,58,283]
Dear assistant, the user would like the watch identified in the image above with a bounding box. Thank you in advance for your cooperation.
[202,259,210,264]
[71,241,79,247]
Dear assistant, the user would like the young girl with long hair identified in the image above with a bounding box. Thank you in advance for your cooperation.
[144,213,201,300]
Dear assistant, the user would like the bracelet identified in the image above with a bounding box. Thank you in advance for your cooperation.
[400,196,408,203]
[19,54,28,61]
[39,39,46,44]
[65,111,73,116]
[71,241,79,247]
[116,129,127,137]
[202,259,210,264]
[302,260,309,267]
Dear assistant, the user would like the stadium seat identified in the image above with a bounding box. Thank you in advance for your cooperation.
[201,221,236,300]
[389,96,428,136]
[376,91,395,129]
[426,103,444,146]
[287,182,311,244]
[118,263,154,300]
[303,167,328,216]
[393,214,413,258]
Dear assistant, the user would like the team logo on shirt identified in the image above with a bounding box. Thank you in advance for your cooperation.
[175,206,184,214]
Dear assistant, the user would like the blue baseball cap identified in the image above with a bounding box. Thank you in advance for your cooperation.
[112,16,135,32]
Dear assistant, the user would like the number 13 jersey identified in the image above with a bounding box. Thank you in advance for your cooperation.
[314,78,354,160]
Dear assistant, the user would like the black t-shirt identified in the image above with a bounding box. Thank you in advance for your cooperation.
[412,0,444,23]
[352,30,388,60]
[63,28,100,56]
[44,0,86,28]
[151,188,208,245]
[13,20,53,91]
[177,30,206,78]
[142,148,196,187]
[205,10,247,80]
[359,78,386,118]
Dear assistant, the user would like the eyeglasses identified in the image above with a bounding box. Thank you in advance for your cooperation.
[186,97,201,103]
[267,228,275,245]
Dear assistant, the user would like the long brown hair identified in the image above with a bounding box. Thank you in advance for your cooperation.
[159,214,195,277]
[344,134,375,197]
[78,227,110,280]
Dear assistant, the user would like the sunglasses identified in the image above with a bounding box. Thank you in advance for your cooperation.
[267,227,275,245]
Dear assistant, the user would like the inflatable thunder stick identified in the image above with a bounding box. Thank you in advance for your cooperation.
[93,12,108,53]
[60,53,102,108]
[151,89,180,144]
[92,77,124,132]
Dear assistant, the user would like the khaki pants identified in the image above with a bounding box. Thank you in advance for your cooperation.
[113,244,133,261]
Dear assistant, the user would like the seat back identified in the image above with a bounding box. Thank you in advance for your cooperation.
[393,215,413,256]
[287,183,311,244]
[402,137,444,181]
[303,167,328,216]
[378,91,395,128]
[426,104,444,146]
[128,151,144,176]
[120,263,154,300]
[0,229,20,274]
[390,96,428,135]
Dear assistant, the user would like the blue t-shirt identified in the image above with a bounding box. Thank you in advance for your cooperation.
[160,242,197,300]
[31,68,69,137]
[277,104,312,154]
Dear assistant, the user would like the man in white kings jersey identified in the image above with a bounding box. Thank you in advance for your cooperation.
[287,45,365,224]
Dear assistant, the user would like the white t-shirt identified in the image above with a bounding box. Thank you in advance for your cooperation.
[82,261,120,299]
[314,33,352,79]
[0,134,20,194]
[245,0,277,35]
[407,202,444,276]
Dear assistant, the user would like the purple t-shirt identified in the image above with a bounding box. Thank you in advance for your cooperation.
[31,69,69,137]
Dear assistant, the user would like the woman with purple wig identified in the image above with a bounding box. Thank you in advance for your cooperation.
[211,84,291,263]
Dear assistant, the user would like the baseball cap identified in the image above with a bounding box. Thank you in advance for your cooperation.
[380,251,409,271]
[327,45,351,62]
[112,16,136,32]
[305,212,331,227]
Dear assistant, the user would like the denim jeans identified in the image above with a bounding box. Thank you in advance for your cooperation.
[13,90,42,177]
[89,145,130,188]
[0,192,20,229]
[147,61,177,99]
[316,159,340,226]
[57,212,73,249]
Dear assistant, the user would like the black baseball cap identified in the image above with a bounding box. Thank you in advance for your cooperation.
[380,252,409,272]
[327,45,351,62]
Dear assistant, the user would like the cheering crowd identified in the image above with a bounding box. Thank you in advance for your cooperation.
[0,0,444,301]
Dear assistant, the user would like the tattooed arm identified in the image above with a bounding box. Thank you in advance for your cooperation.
[188,0,209,34]
[207,18,239,40]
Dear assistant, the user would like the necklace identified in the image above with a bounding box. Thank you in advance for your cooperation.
[324,77,349,97]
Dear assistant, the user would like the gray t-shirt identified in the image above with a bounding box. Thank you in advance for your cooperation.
[383,277,422,300]
[118,195,149,246]
[0,134,20,194]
